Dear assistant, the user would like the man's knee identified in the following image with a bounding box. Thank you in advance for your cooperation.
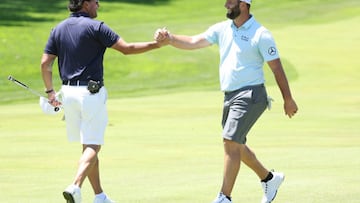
[83,144,101,153]
[223,139,241,157]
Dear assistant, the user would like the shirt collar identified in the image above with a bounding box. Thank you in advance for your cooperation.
[242,14,255,29]
[70,12,90,18]
[231,14,255,30]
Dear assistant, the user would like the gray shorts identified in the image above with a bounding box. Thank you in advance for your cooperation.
[221,84,268,144]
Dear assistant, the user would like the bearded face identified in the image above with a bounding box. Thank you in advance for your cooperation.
[226,1,241,19]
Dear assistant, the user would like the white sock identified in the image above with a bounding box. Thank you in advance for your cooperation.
[95,192,106,200]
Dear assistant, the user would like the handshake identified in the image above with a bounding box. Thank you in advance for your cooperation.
[154,27,172,46]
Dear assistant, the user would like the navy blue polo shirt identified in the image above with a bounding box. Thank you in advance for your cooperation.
[44,12,120,82]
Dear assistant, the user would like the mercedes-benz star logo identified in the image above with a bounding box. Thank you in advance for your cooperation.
[268,47,277,56]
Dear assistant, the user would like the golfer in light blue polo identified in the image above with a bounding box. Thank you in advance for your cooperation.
[154,0,298,202]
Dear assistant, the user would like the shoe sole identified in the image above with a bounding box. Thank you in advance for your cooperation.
[269,175,285,203]
[63,191,75,203]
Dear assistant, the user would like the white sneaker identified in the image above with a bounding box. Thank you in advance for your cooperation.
[212,192,232,203]
[93,196,116,203]
[261,172,285,203]
[63,184,81,203]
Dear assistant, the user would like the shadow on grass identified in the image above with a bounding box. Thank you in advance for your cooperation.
[0,0,171,26]
[0,0,65,26]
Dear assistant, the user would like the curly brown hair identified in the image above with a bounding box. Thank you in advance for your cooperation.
[68,0,86,12]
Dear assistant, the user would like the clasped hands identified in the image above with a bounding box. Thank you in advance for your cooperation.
[154,27,171,46]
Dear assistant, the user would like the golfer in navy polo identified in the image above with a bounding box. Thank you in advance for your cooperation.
[40,0,163,202]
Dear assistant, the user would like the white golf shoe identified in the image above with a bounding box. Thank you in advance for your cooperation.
[93,196,116,203]
[261,172,285,203]
[212,192,232,203]
[63,184,81,203]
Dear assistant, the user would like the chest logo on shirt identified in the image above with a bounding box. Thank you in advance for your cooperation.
[241,35,249,41]
[268,47,277,56]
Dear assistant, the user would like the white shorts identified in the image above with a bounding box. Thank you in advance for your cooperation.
[60,85,108,145]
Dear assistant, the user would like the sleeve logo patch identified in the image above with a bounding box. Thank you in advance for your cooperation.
[268,47,277,56]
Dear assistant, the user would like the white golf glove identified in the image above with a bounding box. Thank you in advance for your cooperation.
[39,96,62,115]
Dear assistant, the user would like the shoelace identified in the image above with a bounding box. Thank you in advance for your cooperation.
[264,169,275,193]
[264,182,269,193]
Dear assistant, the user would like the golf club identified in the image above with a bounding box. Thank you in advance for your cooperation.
[8,75,60,112]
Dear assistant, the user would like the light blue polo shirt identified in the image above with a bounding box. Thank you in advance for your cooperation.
[203,15,279,92]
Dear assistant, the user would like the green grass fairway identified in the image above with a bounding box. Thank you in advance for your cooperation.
[1,85,359,202]
[1,0,360,202]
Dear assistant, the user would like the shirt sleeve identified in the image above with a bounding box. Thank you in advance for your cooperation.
[258,30,279,62]
[203,23,221,45]
[44,28,58,55]
[97,22,120,47]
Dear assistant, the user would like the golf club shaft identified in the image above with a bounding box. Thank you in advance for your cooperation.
[8,75,62,113]
[8,75,44,98]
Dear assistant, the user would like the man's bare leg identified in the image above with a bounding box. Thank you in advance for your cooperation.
[88,157,103,194]
[73,145,101,188]
[220,140,272,197]
[239,144,269,180]
[221,139,241,197]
